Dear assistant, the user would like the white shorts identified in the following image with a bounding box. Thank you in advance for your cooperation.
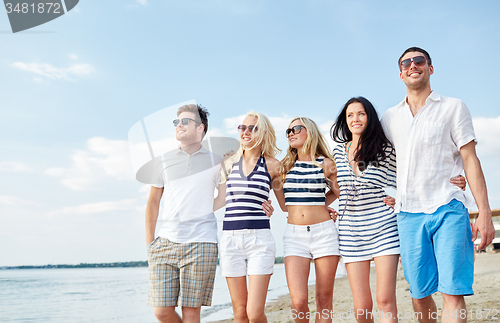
[219,229,276,277]
[283,220,340,259]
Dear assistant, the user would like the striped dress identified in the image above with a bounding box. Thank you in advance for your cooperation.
[223,155,271,230]
[283,157,327,205]
[333,143,400,262]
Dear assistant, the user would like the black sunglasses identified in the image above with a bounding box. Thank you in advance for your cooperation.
[400,56,427,70]
[173,118,199,127]
[238,125,258,133]
[286,125,306,137]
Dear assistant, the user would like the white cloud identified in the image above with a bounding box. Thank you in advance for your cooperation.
[269,114,294,135]
[223,114,246,135]
[318,119,337,151]
[11,61,94,81]
[0,195,41,207]
[206,127,225,137]
[136,0,148,5]
[49,199,138,216]
[236,115,500,158]
[473,116,500,157]
[318,119,335,135]
[69,54,78,60]
[0,162,34,172]
[45,137,134,191]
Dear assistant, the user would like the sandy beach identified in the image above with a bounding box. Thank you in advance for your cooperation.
[214,253,500,322]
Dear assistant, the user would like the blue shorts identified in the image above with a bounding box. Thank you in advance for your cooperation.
[397,199,474,299]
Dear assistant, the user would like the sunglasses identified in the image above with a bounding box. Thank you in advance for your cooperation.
[286,125,306,137]
[238,125,258,133]
[173,118,199,127]
[400,56,427,70]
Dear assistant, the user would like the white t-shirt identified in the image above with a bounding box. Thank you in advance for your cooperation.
[152,147,222,243]
[381,91,476,214]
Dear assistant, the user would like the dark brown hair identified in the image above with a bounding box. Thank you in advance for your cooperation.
[177,104,209,136]
[331,97,392,171]
[398,47,432,70]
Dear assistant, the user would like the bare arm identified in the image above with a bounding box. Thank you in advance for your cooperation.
[262,157,287,212]
[261,183,287,215]
[324,158,340,206]
[213,182,227,211]
[460,141,495,249]
[325,185,340,206]
[273,181,287,212]
[145,186,164,246]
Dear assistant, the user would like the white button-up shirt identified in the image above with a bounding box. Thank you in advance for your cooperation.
[152,147,222,243]
[381,91,476,214]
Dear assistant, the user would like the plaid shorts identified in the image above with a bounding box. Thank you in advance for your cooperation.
[147,237,218,308]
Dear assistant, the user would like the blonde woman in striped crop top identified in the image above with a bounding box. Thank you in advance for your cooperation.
[274,117,341,323]
[213,111,283,323]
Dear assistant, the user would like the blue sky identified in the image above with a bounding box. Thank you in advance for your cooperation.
[1,0,500,266]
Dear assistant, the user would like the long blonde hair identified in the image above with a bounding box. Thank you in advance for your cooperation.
[221,111,281,182]
[280,117,335,183]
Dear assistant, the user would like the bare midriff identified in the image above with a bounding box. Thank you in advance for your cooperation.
[287,205,331,225]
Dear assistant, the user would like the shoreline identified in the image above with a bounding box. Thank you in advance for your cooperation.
[213,253,500,322]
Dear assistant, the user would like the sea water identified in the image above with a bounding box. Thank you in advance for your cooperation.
[0,263,346,322]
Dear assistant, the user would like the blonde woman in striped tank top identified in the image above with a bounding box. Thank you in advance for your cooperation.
[274,117,341,323]
[214,111,283,323]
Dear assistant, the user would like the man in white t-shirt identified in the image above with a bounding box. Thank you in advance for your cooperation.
[145,104,222,323]
[381,47,495,323]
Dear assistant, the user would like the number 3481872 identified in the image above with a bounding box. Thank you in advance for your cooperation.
[5,2,62,14]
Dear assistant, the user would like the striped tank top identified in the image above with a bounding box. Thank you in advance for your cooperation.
[283,156,326,206]
[333,143,399,259]
[223,155,271,230]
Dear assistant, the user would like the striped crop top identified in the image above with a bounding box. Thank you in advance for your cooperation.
[283,156,327,206]
[223,155,271,230]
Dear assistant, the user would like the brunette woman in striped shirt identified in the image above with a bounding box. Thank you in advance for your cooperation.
[331,97,467,323]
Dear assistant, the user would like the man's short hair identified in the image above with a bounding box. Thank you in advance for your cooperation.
[398,47,432,70]
[177,104,209,136]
